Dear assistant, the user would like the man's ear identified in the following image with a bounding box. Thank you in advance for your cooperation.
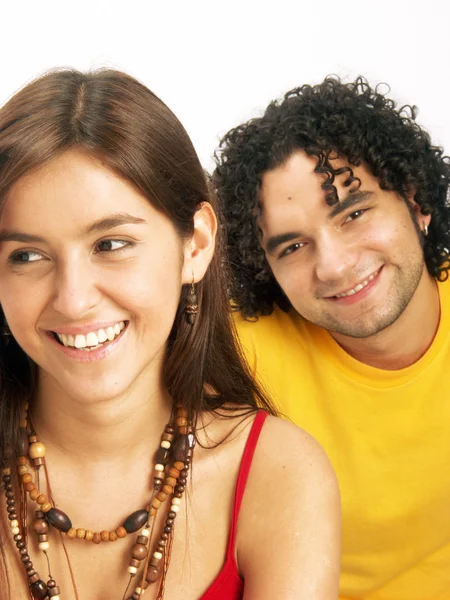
[406,188,431,232]
[181,202,217,283]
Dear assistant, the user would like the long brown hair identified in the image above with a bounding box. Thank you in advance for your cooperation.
[0,68,275,508]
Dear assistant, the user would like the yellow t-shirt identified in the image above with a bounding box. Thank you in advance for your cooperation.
[235,277,450,600]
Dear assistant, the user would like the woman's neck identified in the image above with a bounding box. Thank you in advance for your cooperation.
[31,368,173,465]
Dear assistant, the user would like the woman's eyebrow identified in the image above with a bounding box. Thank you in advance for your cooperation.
[83,212,147,234]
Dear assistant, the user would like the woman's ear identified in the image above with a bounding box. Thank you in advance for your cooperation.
[181,202,217,283]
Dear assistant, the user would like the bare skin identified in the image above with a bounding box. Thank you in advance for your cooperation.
[260,151,439,370]
[0,150,340,599]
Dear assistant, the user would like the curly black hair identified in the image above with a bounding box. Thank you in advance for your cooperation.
[213,76,450,319]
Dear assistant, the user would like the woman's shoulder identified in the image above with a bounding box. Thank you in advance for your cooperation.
[236,413,341,598]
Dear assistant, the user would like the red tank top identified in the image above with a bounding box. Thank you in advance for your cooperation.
[200,410,268,599]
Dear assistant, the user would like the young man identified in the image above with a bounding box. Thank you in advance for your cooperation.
[213,77,450,600]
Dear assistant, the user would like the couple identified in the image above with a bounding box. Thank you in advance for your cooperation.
[0,69,447,600]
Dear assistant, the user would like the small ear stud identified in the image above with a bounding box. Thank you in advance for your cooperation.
[423,224,429,236]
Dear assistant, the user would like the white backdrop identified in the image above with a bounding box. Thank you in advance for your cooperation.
[1,0,449,170]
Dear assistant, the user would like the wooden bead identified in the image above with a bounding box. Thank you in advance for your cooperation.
[66,528,76,539]
[76,529,86,539]
[151,498,161,510]
[28,436,38,444]
[30,580,48,599]
[41,503,52,513]
[21,473,33,484]
[172,435,189,462]
[173,461,185,471]
[28,573,40,584]
[38,534,48,543]
[150,507,156,517]
[36,494,47,505]
[131,543,148,560]
[168,468,180,478]
[18,465,28,476]
[17,456,28,466]
[25,482,35,493]
[146,566,160,583]
[109,531,118,541]
[162,433,174,443]
[93,532,102,544]
[176,417,187,427]
[155,447,170,465]
[115,526,127,538]
[29,442,46,459]
[123,510,149,534]
[137,535,148,545]
[156,491,167,502]
[179,426,188,435]
[85,530,94,541]
[30,489,40,501]
[100,530,110,542]
[33,519,49,535]
[177,407,188,418]
[46,508,72,532]
[162,485,173,495]
[165,477,177,487]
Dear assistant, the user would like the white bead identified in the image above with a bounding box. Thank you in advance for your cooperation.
[153,551,163,560]
[161,440,171,449]
[10,519,18,528]
[11,527,20,535]
[38,542,49,551]
[139,528,150,537]
[135,588,142,595]
[171,498,181,506]
[50,596,60,600]
[128,566,138,575]
[170,504,180,513]
[154,464,164,472]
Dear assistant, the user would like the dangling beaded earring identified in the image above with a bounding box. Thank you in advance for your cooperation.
[185,275,198,325]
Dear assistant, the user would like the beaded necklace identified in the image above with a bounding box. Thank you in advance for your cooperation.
[1,402,195,600]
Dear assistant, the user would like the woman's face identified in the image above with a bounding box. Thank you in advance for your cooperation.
[0,150,192,403]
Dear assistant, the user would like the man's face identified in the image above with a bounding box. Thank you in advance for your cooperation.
[259,151,430,339]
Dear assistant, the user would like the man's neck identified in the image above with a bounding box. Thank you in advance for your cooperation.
[330,271,440,370]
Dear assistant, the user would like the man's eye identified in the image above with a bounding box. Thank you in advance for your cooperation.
[9,250,43,264]
[280,242,304,258]
[345,209,367,222]
[95,239,130,253]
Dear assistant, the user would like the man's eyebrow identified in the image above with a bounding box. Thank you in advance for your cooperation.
[328,191,374,219]
[264,231,302,256]
[83,212,147,234]
[0,212,147,244]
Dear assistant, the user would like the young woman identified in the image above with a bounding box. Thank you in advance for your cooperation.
[0,69,340,600]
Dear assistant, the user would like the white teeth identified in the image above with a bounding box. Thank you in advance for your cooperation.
[74,335,86,349]
[335,271,378,298]
[86,332,99,347]
[55,321,126,349]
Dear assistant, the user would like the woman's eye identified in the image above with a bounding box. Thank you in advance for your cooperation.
[95,239,130,253]
[280,242,304,258]
[9,250,43,264]
[345,209,367,223]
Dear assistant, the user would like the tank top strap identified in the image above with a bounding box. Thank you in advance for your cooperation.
[226,410,269,557]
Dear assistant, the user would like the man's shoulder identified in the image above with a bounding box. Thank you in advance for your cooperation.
[233,305,302,336]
